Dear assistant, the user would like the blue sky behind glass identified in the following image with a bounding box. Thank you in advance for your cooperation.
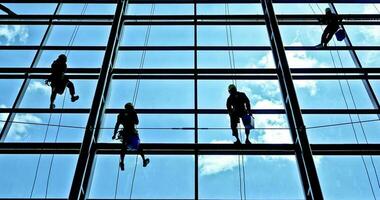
[0,2,380,200]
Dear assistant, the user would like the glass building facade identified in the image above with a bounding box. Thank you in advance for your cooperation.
[0,0,380,199]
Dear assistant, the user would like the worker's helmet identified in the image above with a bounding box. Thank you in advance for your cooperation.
[58,54,67,62]
[228,84,237,93]
[325,8,331,14]
[124,102,134,111]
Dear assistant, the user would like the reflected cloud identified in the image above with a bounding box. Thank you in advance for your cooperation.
[0,25,28,45]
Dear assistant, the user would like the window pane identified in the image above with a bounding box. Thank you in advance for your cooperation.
[46,25,111,46]
[198,51,275,69]
[295,80,375,109]
[316,156,380,199]
[116,51,194,69]
[0,154,77,198]
[20,79,96,108]
[126,4,193,15]
[5,113,87,143]
[199,114,291,144]
[121,26,194,46]
[0,50,36,68]
[199,155,304,199]
[197,4,263,15]
[305,114,380,144]
[0,79,23,107]
[198,26,269,46]
[99,114,194,143]
[198,80,283,109]
[108,80,194,109]
[89,155,194,199]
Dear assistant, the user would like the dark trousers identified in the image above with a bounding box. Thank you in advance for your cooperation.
[120,135,146,163]
[321,25,339,46]
[230,112,250,138]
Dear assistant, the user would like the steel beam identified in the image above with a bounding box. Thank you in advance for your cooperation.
[261,0,323,199]
[68,0,127,199]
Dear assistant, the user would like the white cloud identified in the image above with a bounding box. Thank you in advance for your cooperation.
[0,104,42,140]
[29,81,50,95]
[199,140,247,176]
[0,25,28,45]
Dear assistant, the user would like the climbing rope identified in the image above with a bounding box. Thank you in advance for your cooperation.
[114,2,155,199]
[29,4,87,198]
[225,4,246,200]
[309,3,378,199]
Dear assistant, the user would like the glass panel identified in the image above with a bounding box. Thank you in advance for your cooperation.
[37,50,105,68]
[20,79,97,108]
[59,3,116,15]
[295,80,374,109]
[0,3,58,15]
[357,51,380,68]
[0,25,47,46]
[0,154,77,198]
[198,114,291,144]
[345,25,380,46]
[315,156,380,199]
[198,51,275,69]
[121,26,194,46]
[5,113,87,143]
[286,50,355,68]
[99,114,194,143]
[46,25,111,46]
[116,51,194,69]
[0,50,36,68]
[197,25,269,46]
[0,79,23,107]
[89,155,194,199]
[198,80,283,109]
[274,3,328,14]
[126,4,194,15]
[280,25,345,47]
[199,155,304,199]
[197,4,263,15]
[108,80,194,109]
[305,114,380,144]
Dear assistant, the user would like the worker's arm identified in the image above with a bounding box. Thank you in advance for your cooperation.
[0,4,16,15]
[244,93,251,115]
[112,115,121,139]
[226,97,233,115]
[134,112,139,125]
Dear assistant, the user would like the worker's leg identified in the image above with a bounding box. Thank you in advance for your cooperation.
[319,27,330,47]
[245,127,251,144]
[230,114,241,144]
[50,88,57,109]
[138,145,150,167]
[66,80,79,102]
[322,25,339,47]
[119,140,127,170]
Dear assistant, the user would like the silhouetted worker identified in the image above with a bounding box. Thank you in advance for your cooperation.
[0,4,16,15]
[112,103,150,171]
[45,54,79,109]
[226,84,252,144]
[316,8,342,48]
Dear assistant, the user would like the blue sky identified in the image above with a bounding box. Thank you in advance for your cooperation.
[0,2,380,200]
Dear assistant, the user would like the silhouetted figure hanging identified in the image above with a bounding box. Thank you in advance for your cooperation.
[45,54,79,109]
[316,8,342,48]
[0,4,16,15]
[227,84,252,144]
[112,103,150,171]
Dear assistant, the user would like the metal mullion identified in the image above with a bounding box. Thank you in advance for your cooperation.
[261,0,323,199]
[193,1,199,199]
[329,3,380,116]
[68,0,127,199]
[0,3,62,141]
